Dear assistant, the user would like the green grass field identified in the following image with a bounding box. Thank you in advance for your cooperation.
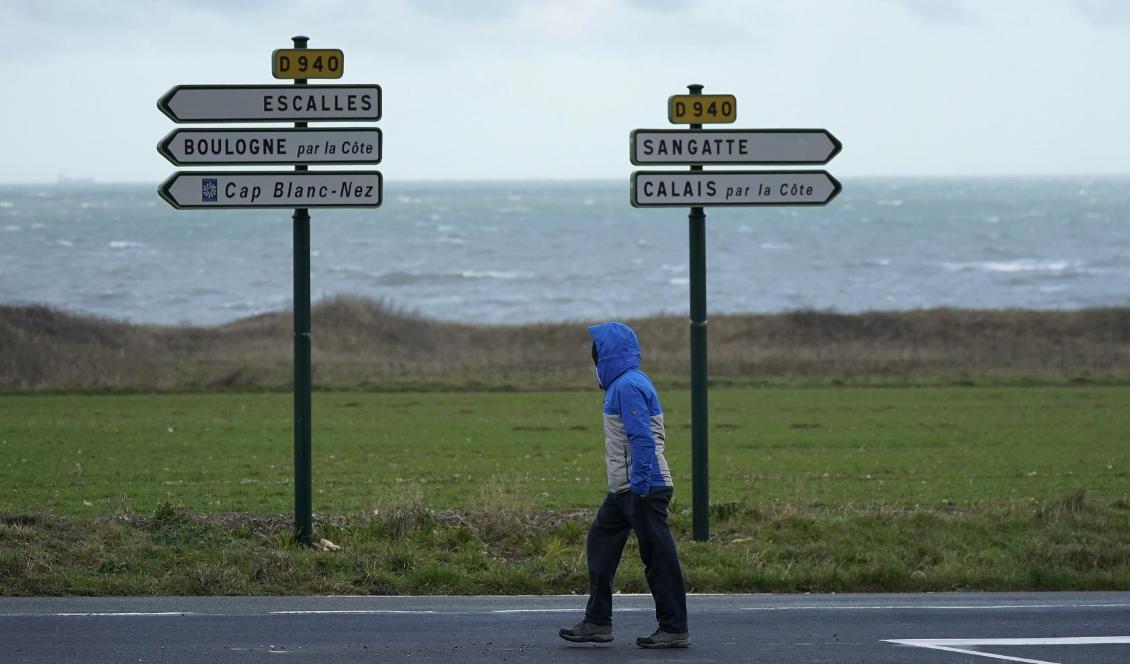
[4,387,1126,513]
[2,386,1129,595]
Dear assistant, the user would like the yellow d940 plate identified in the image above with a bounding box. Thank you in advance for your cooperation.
[667,94,736,124]
[272,49,344,79]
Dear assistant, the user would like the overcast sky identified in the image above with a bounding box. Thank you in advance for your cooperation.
[1,0,1128,183]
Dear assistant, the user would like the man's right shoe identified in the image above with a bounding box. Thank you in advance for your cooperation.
[636,630,691,648]
[559,621,613,643]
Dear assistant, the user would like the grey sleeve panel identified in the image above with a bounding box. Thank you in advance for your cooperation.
[604,413,673,491]
[651,413,674,486]
[603,413,631,492]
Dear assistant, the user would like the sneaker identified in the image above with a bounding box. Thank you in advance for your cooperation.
[636,630,690,648]
[559,621,613,643]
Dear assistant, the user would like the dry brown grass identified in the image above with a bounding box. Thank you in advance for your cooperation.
[2,296,1129,391]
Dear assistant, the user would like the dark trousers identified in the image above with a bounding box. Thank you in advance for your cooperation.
[584,488,688,633]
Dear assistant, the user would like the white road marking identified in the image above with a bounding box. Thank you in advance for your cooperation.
[885,636,1130,664]
[890,643,1059,664]
[269,610,438,615]
[490,608,649,613]
[29,607,646,618]
[895,638,1130,646]
[21,601,1130,619]
[489,609,583,614]
[52,611,195,617]
[743,603,1130,611]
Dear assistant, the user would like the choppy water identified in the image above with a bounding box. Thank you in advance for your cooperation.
[1,177,1128,325]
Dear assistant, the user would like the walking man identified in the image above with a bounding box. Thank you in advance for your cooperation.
[559,322,690,648]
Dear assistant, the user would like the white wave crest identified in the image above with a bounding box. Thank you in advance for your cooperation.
[942,259,1075,273]
[460,270,524,280]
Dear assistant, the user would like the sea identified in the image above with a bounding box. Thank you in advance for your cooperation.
[1,177,1128,326]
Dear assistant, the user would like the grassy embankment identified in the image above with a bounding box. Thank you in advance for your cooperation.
[3,296,1130,391]
[1,299,1128,595]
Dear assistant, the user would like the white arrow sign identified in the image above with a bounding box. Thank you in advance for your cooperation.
[157,85,381,123]
[157,128,382,166]
[631,129,841,165]
[159,171,382,209]
[631,170,841,207]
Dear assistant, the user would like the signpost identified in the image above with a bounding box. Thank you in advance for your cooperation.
[630,129,841,165]
[159,171,383,209]
[157,84,381,123]
[668,93,736,124]
[631,85,841,542]
[631,170,840,207]
[158,128,382,166]
[157,37,382,547]
[272,48,344,79]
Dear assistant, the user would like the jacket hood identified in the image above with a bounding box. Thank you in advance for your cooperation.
[588,322,641,389]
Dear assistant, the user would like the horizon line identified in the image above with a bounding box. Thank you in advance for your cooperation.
[5,172,1130,187]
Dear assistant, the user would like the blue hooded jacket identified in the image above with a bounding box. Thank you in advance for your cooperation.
[588,322,673,496]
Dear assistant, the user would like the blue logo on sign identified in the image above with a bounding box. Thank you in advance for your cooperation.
[201,178,218,202]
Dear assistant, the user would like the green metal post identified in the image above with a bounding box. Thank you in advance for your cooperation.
[292,35,313,547]
[687,83,710,542]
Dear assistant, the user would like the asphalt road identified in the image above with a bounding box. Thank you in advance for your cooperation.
[2,592,1128,663]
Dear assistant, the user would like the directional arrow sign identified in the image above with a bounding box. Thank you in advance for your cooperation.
[157,85,381,123]
[159,171,382,209]
[631,129,841,165]
[630,170,841,207]
[158,128,382,166]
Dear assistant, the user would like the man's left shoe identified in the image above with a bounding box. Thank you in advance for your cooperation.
[559,621,613,643]
[636,630,690,648]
